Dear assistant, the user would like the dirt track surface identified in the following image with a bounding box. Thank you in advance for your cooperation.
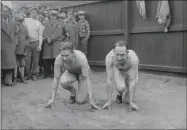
[1,70,186,129]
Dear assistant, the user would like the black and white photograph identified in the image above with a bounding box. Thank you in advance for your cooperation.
[1,0,186,129]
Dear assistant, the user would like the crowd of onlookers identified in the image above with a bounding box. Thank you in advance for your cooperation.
[1,3,91,86]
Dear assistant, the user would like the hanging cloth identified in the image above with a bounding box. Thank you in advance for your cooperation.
[136,0,147,19]
[156,0,171,32]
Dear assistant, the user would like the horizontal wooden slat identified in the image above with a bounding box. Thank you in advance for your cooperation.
[139,64,187,73]
[88,61,187,73]
[91,30,124,36]
[130,25,187,34]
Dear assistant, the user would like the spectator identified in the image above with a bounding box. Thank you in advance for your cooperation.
[23,7,44,81]
[57,12,66,23]
[64,9,79,49]
[43,17,50,26]
[39,5,46,14]
[42,9,65,78]
[43,9,49,18]
[14,13,30,84]
[77,10,91,57]
[1,5,17,86]
[20,5,28,18]
[37,13,45,77]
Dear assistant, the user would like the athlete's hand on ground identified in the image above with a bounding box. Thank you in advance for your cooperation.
[129,103,141,111]
[102,101,112,110]
[45,99,55,108]
[90,99,101,110]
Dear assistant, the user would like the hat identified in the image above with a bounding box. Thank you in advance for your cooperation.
[57,13,66,18]
[29,7,39,13]
[14,13,25,21]
[78,10,86,15]
[49,9,58,15]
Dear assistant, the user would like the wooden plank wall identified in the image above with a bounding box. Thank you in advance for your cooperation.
[129,1,187,73]
[64,0,186,73]
[66,1,126,66]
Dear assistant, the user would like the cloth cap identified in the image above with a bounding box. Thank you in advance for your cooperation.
[49,9,58,15]
[78,10,86,15]
[57,13,66,18]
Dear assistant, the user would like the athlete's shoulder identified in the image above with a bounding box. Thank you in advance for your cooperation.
[54,54,62,65]
[128,49,139,65]
[74,50,87,59]
[74,50,89,65]
[105,49,115,67]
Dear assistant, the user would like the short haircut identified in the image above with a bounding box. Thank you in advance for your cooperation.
[114,40,128,48]
[114,40,129,53]
[60,41,74,52]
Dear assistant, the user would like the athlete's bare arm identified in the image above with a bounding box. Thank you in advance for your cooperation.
[126,51,141,111]
[102,50,114,110]
[45,55,64,108]
[78,54,101,110]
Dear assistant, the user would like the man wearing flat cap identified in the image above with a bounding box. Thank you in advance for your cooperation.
[14,13,30,84]
[23,7,44,81]
[77,10,91,57]
[1,5,17,86]
[42,9,65,78]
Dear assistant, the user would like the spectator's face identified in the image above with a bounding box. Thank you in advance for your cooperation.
[50,14,57,20]
[30,9,38,19]
[61,12,66,19]
[44,11,49,17]
[79,14,85,20]
[60,50,74,63]
[2,6,10,19]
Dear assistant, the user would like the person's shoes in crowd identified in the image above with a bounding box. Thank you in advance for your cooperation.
[32,75,37,81]
[38,74,45,79]
[11,78,17,86]
[25,75,31,80]
[20,78,28,84]
[4,83,14,86]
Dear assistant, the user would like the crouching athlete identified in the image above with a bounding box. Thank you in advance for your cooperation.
[45,41,100,110]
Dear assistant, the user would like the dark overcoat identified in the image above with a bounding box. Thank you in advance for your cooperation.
[1,19,17,69]
[43,20,65,59]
